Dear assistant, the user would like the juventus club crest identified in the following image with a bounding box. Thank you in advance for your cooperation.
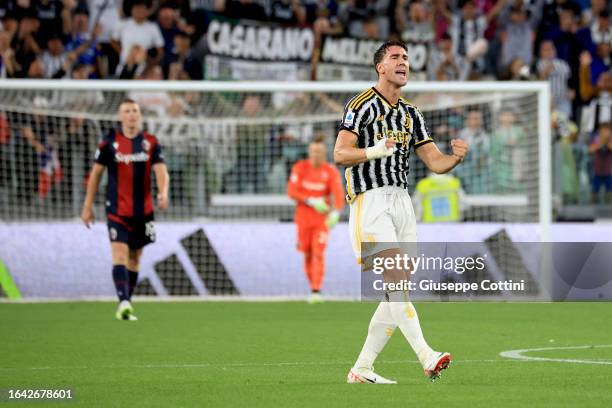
[405,117,413,133]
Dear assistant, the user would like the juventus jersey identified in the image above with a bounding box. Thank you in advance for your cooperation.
[340,87,433,203]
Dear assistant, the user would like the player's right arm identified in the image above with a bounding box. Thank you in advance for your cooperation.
[287,162,309,204]
[81,138,112,228]
[81,163,105,228]
[333,130,395,167]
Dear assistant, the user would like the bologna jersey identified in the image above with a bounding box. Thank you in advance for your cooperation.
[95,130,164,218]
[340,87,433,203]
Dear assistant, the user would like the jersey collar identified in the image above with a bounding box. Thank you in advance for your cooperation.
[372,87,400,109]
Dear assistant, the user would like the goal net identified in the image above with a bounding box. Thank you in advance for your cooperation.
[0,80,551,300]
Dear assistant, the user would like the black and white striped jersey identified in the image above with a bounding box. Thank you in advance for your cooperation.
[340,87,433,203]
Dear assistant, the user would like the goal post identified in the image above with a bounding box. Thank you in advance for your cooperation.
[0,80,552,300]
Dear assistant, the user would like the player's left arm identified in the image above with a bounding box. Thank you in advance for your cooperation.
[153,163,169,210]
[412,107,468,174]
[416,140,468,174]
[151,139,169,210]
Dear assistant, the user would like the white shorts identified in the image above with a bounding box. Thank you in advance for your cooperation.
[349,186,417,262]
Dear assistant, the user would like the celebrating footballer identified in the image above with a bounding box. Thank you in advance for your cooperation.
[334,40,468,384]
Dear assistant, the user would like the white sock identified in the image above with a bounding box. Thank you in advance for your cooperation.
[387,291,434,367]
[354,302,397,370]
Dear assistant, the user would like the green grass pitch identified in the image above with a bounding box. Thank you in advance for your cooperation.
[1,302,611,407]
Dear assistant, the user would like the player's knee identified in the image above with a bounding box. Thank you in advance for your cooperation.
[111,243,129,265]
[127,249,142,270]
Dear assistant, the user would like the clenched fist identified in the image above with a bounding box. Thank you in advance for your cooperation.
[451,139,468,162]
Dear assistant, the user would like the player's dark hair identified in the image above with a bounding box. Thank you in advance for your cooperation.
[311,134,326,144]
[598,122,611,130]
[373,40,408,75]
[119,98,138,107]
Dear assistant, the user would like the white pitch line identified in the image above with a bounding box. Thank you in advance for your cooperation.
[500,345,612,365]
[0,359,506,372]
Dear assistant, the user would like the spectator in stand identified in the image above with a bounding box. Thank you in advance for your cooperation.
[0,2,19,38]
[499,5,534,70]
[499,56,534,80]
[490,108,527,192]
[311,0,342,51]
[87,0,123,76]
[579,57,611,137]
[41,33,72,77]
[223,0,267,21]
[537,40,573,118]
[112,0,164,73]
[162,30,202,80]
[396,0,435,46]
[546,5,582,74]
[581,0,609,28]
[65,7,103,78]
[304,0,339,26]
[427,32,471,81]
[117,44,146,78]
[591,10,611,46]
[269,0,306,25]
[588,122,612,203]
[34,0,74,47]
[26,57,44,78]
[0,30,17,77]
[13,7,41,77]
[435,0,507,76]
[340,0,392,40]
[157,4,181,56]
[455,109,492,193]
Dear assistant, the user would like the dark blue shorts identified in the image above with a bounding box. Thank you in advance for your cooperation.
[107,214,156,250]
[592,175,612,193]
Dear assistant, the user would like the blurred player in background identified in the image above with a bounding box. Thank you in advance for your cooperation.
[334,40,468,384]
[81,99,169,321]
[288,135,344,303]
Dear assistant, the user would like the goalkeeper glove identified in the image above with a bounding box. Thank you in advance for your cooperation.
[365,138,394,160]
[306,197,330,214]
[326,210,340,228]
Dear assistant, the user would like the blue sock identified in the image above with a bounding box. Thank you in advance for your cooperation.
[128,270,139,300]
[112,265,129,301]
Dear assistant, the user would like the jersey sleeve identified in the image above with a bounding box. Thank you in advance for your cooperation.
[413,108,433,149]
[340,97,371,136]
[94,140,112,166]
[287,161,310,203]
[152,140,165,164]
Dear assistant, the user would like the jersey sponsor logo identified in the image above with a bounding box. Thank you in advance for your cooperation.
[375,129,411,148]
[115,152,150,164]
[344,111,355,126]
[302,181,326,191]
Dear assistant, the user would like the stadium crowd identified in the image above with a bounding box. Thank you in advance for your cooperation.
[0,0,610,211]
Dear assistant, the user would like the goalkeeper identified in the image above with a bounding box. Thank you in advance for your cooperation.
[287,135,344,303]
